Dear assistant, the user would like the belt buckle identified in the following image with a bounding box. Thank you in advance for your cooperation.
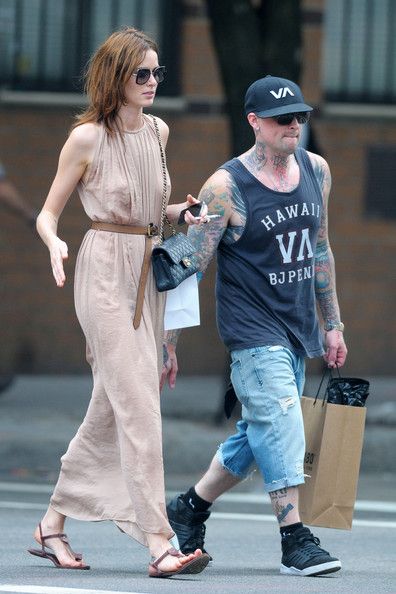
[147,223,158,237]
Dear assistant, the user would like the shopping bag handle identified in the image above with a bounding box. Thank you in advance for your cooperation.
[314,365,341,406]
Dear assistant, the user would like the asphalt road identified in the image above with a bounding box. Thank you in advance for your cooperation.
[0,375,395,593]
[0,477,395,594]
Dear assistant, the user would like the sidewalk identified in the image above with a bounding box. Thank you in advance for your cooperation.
[0,375,395,483]
[163,373,396,476]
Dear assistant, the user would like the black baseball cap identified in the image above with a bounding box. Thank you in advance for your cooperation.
[244,75,313,118]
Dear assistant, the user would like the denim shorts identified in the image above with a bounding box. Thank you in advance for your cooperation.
[217,345,306,493]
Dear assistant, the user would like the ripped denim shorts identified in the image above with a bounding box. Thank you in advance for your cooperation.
[217,345,306,492]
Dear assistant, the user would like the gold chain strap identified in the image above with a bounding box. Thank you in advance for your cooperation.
[152,116,175,243]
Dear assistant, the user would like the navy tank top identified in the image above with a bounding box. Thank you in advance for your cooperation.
[216,148,324,358]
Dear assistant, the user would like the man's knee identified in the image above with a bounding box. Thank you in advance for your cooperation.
[216,444,254,481]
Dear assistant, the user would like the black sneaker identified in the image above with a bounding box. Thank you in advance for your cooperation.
[280,526,341,576]
[166,495,212,560]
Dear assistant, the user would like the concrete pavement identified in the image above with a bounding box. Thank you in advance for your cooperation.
[1,375,395,594]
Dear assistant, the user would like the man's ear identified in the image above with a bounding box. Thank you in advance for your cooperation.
[247,112,259,131]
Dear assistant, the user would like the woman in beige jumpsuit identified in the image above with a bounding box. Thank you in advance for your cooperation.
[31,28,208,578]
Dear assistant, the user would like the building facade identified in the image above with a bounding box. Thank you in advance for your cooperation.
[0,0,395,375]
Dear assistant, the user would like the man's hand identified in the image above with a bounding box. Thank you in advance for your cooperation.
[160,342,178,391]
[183,194,208,225]
[323,329,348,368]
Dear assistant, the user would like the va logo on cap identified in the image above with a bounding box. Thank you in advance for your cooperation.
[270,87,295,99]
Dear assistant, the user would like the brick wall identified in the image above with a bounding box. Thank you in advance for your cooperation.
[313,118,396,375]
[300,0,396,375]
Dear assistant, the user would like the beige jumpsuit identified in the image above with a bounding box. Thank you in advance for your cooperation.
[50,115,173,546]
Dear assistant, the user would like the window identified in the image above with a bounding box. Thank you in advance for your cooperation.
[0,0,180,95]
[323,0,396,103]
[365,145,396,219]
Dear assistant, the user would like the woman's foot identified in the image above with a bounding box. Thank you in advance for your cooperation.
[154,548,201,574]
[149,547,209,578]
[30,511,88,569]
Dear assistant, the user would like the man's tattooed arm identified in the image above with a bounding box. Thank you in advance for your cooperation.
[164,169,242,350]
[164,328,181,350]
[163,343,169,365]
[186,169,237,273]
[222,174,246,245]
[310,153,341,326]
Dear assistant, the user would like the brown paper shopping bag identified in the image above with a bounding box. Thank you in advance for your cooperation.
[299,394,366,530]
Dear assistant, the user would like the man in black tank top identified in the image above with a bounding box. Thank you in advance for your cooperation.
[165,76,347,577]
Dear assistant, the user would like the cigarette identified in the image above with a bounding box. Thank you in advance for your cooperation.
[194,214,221,220]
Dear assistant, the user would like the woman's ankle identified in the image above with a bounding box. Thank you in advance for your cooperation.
[147,535,172,559]
[41,507,67,531]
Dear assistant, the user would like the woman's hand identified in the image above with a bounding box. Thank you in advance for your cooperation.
[48,236,69,287]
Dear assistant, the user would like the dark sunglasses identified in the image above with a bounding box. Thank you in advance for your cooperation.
[274,112,310,126]
[132,66,166,85]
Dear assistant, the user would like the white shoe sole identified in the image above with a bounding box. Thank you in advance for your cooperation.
[280,560,342,576]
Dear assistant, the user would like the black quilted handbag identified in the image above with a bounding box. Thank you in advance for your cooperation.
[152,232,198,292]
[151,116,198,292]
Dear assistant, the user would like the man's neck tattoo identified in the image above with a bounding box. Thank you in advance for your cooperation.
[243,144,296,192]
[245,142,268,172]
[268,154,291,191]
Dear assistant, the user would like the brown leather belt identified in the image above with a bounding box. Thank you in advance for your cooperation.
[91,221,158,329]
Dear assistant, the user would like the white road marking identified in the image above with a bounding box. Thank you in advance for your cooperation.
[1,482,396,516]
[0,502,46,510]
[0,587,148,594]
[2,486,396,513]
[211,511,396,529]
[355,500,396,513]
[0,500,395,528]
[170,489,396,513]
[212,494,396,514]
[0,482,53,494]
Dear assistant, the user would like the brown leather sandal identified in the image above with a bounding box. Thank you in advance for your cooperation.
[34,523,83,561]
[148,547,209,578]
[27,523,90,570]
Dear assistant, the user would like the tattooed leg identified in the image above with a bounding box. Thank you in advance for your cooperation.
[269,487,300,526]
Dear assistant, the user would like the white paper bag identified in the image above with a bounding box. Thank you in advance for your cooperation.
[164,274,200,330]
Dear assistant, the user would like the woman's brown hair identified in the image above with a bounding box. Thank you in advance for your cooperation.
[74,27,158,133]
